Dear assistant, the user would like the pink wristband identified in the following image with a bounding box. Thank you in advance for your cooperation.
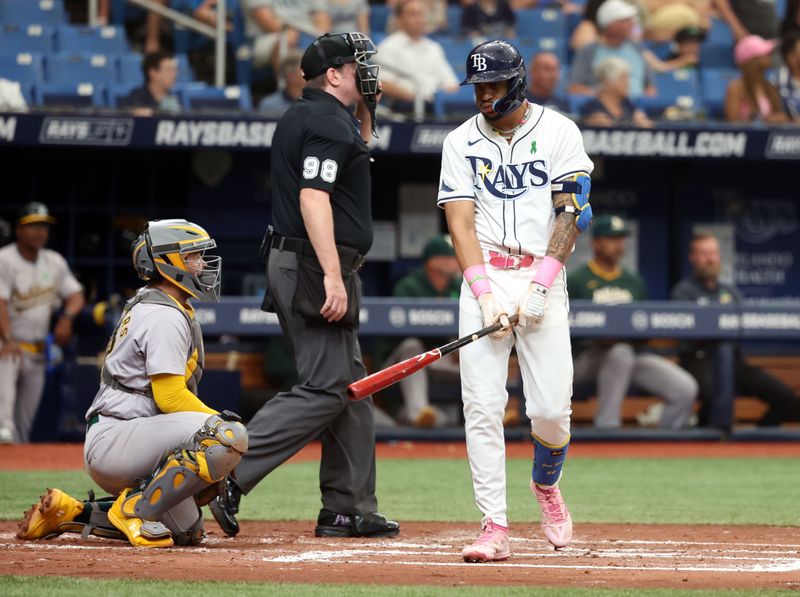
[532,256,562,289]
[464,264,491,298]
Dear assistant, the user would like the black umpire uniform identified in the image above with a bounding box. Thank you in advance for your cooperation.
[211,32,398,539]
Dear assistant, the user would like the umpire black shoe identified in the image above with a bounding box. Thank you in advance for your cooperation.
[209,477,242,537]
[314,509,400,538]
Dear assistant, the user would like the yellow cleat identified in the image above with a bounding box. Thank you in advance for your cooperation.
[108,489,174,548]
[17,488,84,540]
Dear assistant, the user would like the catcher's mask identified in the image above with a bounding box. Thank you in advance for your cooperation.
[132,219,221,303]
[301,31,381,136]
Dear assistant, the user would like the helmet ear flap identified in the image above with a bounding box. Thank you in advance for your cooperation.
[133,230,156,281]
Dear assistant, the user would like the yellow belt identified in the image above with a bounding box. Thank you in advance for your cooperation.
[18,341,45,354]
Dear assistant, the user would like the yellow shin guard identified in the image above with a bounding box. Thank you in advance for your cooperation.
[108,489,173,548]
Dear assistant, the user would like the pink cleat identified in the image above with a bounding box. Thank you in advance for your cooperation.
[531,481,573,548]
[461,520,511,563]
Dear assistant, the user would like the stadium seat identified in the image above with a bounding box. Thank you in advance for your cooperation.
[116,53,144,86]
[55,25,129,54]
[707,18,733,46]
[33,81,106,107]
[181,84,253,111]
[700,68,738,119]
[0,52,45,85]
[110,0,146,26]
[369,5,390,34]
[47,53,117,85]
[517,36,568,64]
[106,82,138,108]
[440,37,479,76]
[0,23,55,53]
[516,8,566,42]
[700,44,735,69]
[0,0,66,25]
[433,86,476,121]
[568,94,593,116]
[445,5,463,35]
[644,41,673,61]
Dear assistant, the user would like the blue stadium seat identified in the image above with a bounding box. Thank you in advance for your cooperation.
[700,44,735,69]
[701,67,738,119]
[444,5,462,35]
[517,36,568,64]
[56,25,129,54]
[644,40,673,61]
[47,53,117,85]
[433,86,476,121]
[439,37,478,76]
[369,5,391,34]
[0,23,55,53]
[569,94,593,115]
[106,82,138,108]
[632,70,701,118]
[707,18,733,46]
[181,84,253,111]
[110,0,146,26]
[0,52,45,84]
[33,81,106,107]
[516,8,566,42]
[0,0,66,25]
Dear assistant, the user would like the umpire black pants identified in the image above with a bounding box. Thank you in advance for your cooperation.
[680,348,800,426]
[234,247,378,516]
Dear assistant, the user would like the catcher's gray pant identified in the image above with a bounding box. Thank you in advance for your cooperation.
[234,247,378,516]
[0,350,46,443]
[573,343,698,429]
[84,412,210,533]
[383,337,459,425]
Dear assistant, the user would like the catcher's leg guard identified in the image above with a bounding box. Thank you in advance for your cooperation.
[108,488,174,548]
[111,414,247,546]
[531,433,569,487]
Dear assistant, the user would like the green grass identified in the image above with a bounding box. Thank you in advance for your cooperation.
[0,577,795,597]
[2,457,799,526]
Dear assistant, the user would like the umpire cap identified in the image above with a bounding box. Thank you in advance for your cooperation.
[17,202,56,226]
[301,33,362,80]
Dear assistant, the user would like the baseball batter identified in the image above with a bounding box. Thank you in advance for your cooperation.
[439,41,593,562]
[17,219,247,548]
[0,202,85,444]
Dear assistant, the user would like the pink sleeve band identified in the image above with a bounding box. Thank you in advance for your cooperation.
[464,264,491,298]
[533,256,562,289]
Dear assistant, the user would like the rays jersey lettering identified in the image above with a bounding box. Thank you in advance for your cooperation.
[436,106,594,256]
[466,156,549,200]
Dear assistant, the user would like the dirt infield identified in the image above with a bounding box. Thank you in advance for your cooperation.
[2,442,799,590]
[1,521,799,590]
[2,441,800,471]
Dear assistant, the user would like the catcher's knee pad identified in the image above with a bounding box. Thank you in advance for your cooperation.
[135,414,247,521]
[531,433,569,487]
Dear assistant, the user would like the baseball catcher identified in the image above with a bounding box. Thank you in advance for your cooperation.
[17,219,247,547]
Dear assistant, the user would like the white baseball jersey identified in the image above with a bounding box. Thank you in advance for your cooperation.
[88,288,197,420]
[0,244,82,342]
[437,105,593,256]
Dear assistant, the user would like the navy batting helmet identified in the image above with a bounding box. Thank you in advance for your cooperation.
[461,40,527,118]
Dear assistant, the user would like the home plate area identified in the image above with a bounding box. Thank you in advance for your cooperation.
[1,522,799,590]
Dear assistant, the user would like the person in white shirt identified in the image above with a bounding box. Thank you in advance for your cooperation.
[374,0,459,117]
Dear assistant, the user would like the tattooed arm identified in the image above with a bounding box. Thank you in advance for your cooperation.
[546,192,580,264]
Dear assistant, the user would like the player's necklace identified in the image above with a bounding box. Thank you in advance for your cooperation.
[488,101,532,140]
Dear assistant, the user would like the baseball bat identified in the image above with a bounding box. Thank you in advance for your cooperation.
[347,313,519,400]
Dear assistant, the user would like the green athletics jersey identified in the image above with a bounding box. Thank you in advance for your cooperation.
[567,260,648,304]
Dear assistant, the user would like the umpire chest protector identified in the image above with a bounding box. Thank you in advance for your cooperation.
[102,287,205,396]
[270,88,374,256]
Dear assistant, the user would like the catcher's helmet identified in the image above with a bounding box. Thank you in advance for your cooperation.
[461,40,527,118]
[17,201,56,226]
[132,219,221,303]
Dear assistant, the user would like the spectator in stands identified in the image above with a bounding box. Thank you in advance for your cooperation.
[526,51,571,113]
[642,0,711,42]
[568,215,698,430]
[568,0,656,98]
[374,0,459,118]
[580,57,654,125]
[191,0,235,32]
[375,235,462,428]
[386,0,447,34]
[123,51,181,114]
[776,31,800,121]
[713,0,779,42]
[571,0,647,51]
[460,0,517,40]
[641,24,705,73]
[510,0,582,13]
[258,49,304,115]
[724,35,788,123]
[671,233,800,427]
[243,0,330,69]
[144,0,168,53]
[323,0,370,33]
[781,0,800,38]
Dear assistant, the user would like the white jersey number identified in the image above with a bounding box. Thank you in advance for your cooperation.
[302,156,338,183]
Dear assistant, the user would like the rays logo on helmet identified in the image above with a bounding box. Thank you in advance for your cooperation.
[471,54,487,71]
